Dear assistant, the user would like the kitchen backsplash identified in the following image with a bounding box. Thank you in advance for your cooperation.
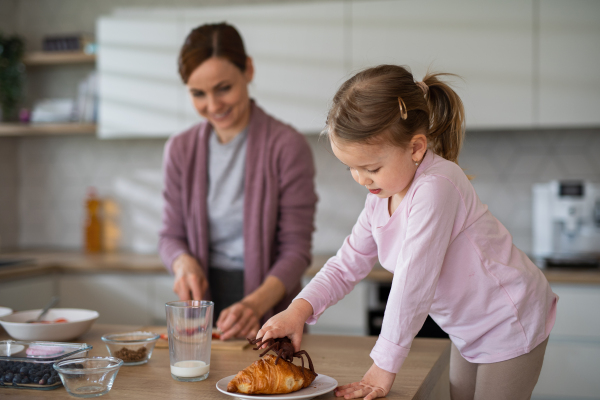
[1,128,598,255]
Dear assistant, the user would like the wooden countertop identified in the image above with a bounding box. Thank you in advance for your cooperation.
[0,324,451,400]
[1,250,599,285]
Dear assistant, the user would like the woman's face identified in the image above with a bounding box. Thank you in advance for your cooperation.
[186,56,254,142]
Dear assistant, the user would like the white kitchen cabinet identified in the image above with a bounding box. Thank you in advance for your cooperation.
[351,0,534,129]
[97,2,346,138]
[0,276,56,312]
[150,274,178,325]
[97,16,188,138]
[538,0,600,127]
[182,2,346,133]
[532,284,600,399]
[301,277,368,336]
[58,274,153,325]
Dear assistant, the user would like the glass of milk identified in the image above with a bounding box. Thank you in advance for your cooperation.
[165,300,213,382]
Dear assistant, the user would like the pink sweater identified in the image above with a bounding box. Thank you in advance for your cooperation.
[159,102,318,319]
[298,151,558,373]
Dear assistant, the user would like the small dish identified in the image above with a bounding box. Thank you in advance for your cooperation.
[101,331,160,366]
[54,357,123,398]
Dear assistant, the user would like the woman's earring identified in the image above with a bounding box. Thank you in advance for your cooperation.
[414,161,419,166]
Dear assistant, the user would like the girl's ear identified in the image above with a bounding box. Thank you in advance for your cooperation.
[411,133,428,161]
[244,57,255,83]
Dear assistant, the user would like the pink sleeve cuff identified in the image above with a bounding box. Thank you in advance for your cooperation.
[293,295,322,325]
[370,336,411,373]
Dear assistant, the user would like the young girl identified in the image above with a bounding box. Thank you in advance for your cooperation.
[256,65,558,400]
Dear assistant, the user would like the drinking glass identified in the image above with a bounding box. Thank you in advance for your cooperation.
[165,300,213,382]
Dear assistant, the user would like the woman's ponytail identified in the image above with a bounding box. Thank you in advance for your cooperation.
[422,73,465,164]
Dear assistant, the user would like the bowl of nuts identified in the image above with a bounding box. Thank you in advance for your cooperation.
[100,332,160,366]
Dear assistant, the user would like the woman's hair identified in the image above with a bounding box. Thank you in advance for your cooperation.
[178,22,248,83]
[326,65,465,164]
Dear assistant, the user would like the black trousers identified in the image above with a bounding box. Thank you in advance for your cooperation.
[208,267,244,325]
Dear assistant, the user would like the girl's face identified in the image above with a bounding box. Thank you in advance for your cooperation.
[186,56,254,142]
[330,133,427,201]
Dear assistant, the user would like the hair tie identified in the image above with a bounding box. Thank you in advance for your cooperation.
[416,81,429,96]
[397,97,407,120]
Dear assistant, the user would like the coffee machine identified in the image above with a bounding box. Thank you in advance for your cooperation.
[532,181,600,268]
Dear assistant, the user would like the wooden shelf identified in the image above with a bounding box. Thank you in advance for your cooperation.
[0,123,97,137]
[22,51,96,66]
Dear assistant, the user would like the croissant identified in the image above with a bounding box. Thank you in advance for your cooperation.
[227,354,317,394]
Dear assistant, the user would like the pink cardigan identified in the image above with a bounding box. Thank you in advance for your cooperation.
[159,102,318,319]
[298,151,558,373]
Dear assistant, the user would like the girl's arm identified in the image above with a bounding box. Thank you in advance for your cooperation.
[296,197,379,325]
[337,177,464,400]
[372,176,464,374]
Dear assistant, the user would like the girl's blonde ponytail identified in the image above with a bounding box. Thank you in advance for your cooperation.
[325,65,466,166]
[422,73,465,164]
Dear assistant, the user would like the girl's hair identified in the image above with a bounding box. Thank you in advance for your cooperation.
[178,22,248,84]
[326,65,465,164]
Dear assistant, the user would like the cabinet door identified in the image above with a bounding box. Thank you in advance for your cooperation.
[0,276,56,311]
[532,284,600,398]
[182,2,346,133]
[301,277,368,335]
[351,0,534,129]
[97,16,188,138]
[539,0,600,127]
[150,274,178,325]
[59,274,152,325]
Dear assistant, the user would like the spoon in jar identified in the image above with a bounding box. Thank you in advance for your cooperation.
[27,296,59,323]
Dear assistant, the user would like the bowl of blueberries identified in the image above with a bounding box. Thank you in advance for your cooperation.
[0,340,92,391]
[54,357,123,398]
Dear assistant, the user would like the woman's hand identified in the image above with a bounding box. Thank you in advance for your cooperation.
[216,302,260,340]
[172,253,208,301]
[256,299,313,352]
[334,363,396,400]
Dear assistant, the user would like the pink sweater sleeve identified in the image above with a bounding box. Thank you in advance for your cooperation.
[158,136,190,273]
[371,176,464,373]
[296,197,379,322]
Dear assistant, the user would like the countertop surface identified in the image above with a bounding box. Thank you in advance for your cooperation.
[0,324,450,400]
[1,250,599,285]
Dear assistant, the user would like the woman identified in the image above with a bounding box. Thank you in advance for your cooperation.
[159,23,317,341]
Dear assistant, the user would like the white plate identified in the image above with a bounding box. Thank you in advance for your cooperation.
[216,374,338,400]
[0,343,25,356]
[0,307,12,319]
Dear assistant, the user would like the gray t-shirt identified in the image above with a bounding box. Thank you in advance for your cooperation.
[207,128,248,270]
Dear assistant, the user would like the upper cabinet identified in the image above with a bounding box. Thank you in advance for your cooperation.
[97,3,345,138]
[182,3,346,133]
[97,16,187,138]
[96,1,600,138]
[351,0,534,129]
[538,0,600,127]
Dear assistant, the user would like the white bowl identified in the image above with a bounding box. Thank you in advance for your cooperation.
[0,308,99,341]
[0,306,12,318]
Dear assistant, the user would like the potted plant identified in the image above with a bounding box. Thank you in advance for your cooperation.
[0,32,25,122]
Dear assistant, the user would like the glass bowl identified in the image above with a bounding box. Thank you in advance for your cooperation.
[53,357,123,398]
[100,331,160,366]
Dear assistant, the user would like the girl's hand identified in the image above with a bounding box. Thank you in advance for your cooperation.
[216,301,260,340]
[172,253,208,301]
[334,362,396,400]
[256,299,314,352]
